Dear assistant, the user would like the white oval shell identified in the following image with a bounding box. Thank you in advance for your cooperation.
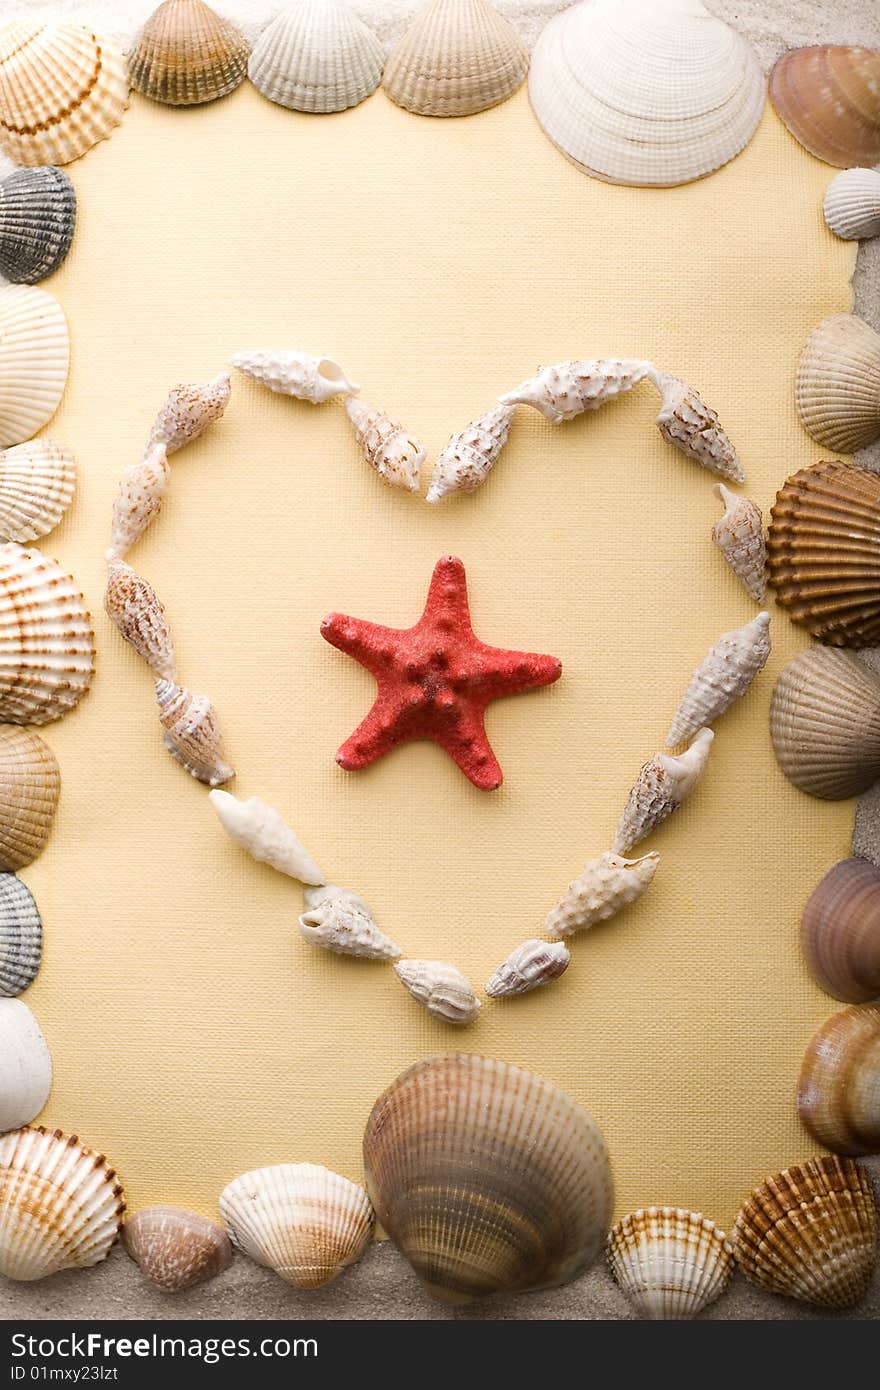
[499,358,652,424]
[485,938,570,998]
[146,371,231,455]
[105,558,176,682]
[0,544,95,725]
[545,850,659,939]
[712,483,766,601]
[613,727,714,855]
[156,679,233,787]
[383,0,528,118]
[0,441,76,545]
[344,396,425,492]
[648,369,743,481]
[209,788,324,885]
[667,612,770,747]
[248,1,383,113]
[824,168,880,241]
[299,884,400,959]
[796,314,880,454]
[0,999,51,1131]
[0,286,70,450]
[608,1207,734,1319]
[394,959,480,1023]
[427,404,513,502]
[231,350,358,403]
[0,874,42,997]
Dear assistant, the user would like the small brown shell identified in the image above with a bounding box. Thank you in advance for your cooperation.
[797,1003,880,1155]
[0,726,60,871]
[123,1205,233,1292]
[801,858,880,1003]
[769,46,880,168]
[769,646,880,799]
[105,558,175,681]
[128,0,249,107]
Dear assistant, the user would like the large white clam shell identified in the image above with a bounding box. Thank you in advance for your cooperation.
[248,0,384,114]
[824,168,880,241]
[383,0,528,118]
[231,350,358,403]
[208,788,325,884]
[299,884,401,959]
[0,287,70,451]
[0,544,95,725]
[0,999,51,1132]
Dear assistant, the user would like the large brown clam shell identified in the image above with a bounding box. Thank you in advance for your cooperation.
[797,1003,880,1155]
[801,858,880,1003]
[769,646,880,799]
[770,46,880,167]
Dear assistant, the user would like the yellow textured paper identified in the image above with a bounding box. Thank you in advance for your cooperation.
[22,84,856,1232]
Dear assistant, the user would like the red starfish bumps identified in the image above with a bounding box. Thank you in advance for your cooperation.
[321,556,562,790]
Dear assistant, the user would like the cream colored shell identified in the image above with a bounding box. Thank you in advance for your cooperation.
[666,612,770,748]
[128,0,249,107]
[0,544,95,725]
[248,1,384,114]
[108,443,170,560]
[344,396,425,492]
[231,350,359,403]
[0,999,52,1132]
[795,313,880,453]
[607,1207,733,1319]
[0,726,60,872]
[613,727,714,855]
[0,286,70,451]
[394,959,480,1023]
[712,484,766,601]
[648,369,743,481]
[426,404,513,502]
[155,679,233,787]
[545,850,659,939]
[147,372,231,455]
[484,938,570,998]
[824,168,880,241]
[383,0,528,118]
[499,358,652,424]
[104,558,176,682]
[769,647,880,800]
[0,440,76,545]
[299,884,401,959]
[208,788,325,885]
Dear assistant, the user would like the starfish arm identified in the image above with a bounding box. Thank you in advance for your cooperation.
[472,643,562,699]
[433,705,503,791]
[421,555,474,635]
[321,613,407,678]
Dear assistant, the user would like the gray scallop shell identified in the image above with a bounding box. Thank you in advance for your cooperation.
[0,873,43,996]
[0,167,77,286]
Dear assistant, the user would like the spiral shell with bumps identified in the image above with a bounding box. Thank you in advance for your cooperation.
[383,0,528,118]
[0,999,52,1132]
[427,404,513,502]
[108,444,169,561]
[0,286,70,451]
[801,858,880,1004]
[155,679,233,787]
[147,372,231,455]
[712,485,766,601]
[797,1003,880,1156]
[123,1206,233,1292]
[0,726,60,872]
[608,1208,733,1319]
[0,440,76,544]
[394,959,480,1023]
[248,1,383,114]
[545,850,659,939]
[208,789,324,884]
[128,0,249,106]
[795,315,880,454]
[769,647,880,799]
[0,874,42,997]
[499,359,652,424]
[0,167,76,285]
[231,350,358,403]
[0,545,94,726]
[769,45,880,168]
[105,558,175,681]
[824,168,880,241]
[344,397,425,492]
[648,370,743,481]
[613,728,713,855]
[666,612,770,747]
[299,884,400,959]
[484,939,570,998]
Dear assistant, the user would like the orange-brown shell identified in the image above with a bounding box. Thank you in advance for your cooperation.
[801,858,880,1003]
[797,1003,880,1155]
[769,45,880,167]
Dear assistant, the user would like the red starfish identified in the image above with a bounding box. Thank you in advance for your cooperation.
[321,556,562,790]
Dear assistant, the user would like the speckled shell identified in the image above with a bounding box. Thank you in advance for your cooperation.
[0,999,51,1132]
[104,558,175,681]
[123,1206,233,1292]
[0,440,76,544]
[545,850,659,939]
[344,396,425,492]
[299,884,400,959]
[383,0,528,118]
[0,874,42,997]
[798,1003,880,1155]
[801,858,880,1004]
[769,646,880,799]
[248,1,383,114]
[0,544,95,725]
[128,0,249,106]
[108,443,170,559]
[427,404,513,502]
[795,315,880,454]
[230,350,358,402]
[607,1208,733,1320]
[363,1054,614,1303]
[732,1156,877,1308]
[0,727,60,872]
[613,728,714,855]
[484,938,570,998]
[155,679,233,787]
[0,286,69,450]
[394,959,480,1023]
[208,789,324,884]
[499,358,652,424]
[146,372,231,455]
[220,1164,374,1289]
[0,167,76,285]
[824,168,880,241]
[0,1126,125,1281]
[770,46,880,168]
[712,484,766,601]
[666,612,771,747]
[648,369,742,481]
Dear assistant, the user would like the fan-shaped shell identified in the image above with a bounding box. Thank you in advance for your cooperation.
[383,0,528,118]
[0,999,51,1132]
[712,484,766,601]
[248,1,384,114]
[0,726,60,872]
[795,315,880,454]
[797,1003,880,1156]
[607,1208,733,1319]
[770,45,880,168]
[0,440,76,545]
[105,558,175,682]
[0,22,129,166]
[129,0,248,106]
[0,286,69,450]
[363,1054,613,1303]
[484,938,570,998]
[123,1206,233,1291]
[0,874,42,997]
[155,679,233,787]
[769,646,880,799]
[0,544,94,725]
[824,168,880,241]
[0,167,76,285]
[802,858,880,1004]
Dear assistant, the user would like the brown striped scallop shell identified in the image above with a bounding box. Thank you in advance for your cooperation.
[0,544,95,725]
[801,858,880,1003]
[769,646,880,799]
[128,0,249,106]
[797,1003,880,1155]
[607,1208,733,1320]
[0,726,60,872]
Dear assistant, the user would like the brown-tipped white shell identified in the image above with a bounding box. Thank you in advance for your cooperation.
[383,0,528,118]
[104,558,175,681]
[0,544,95,725]
[712,484,766,601]
[0,874,42,997]
[108,443,170,560]
[363,1054,613,1303]
[231,350,358,403]
[208,789,324,884]
[824,168,880,241]
[220,1164,374,1289]
[0,1126,125,1281]
[648,369,743,481]
[248,1,383,114]
[770,46,880,168]
[394,960,480,1023]
[0,440,76,544]
[498,359,652,424]
[732,1156,877,1308]
[299,884,400,959]
[0,726,60,872]
[123,1206,233,1291]
[344,397,425,492]
[769,646,880,799]
[613,728,714,855]
[797,1003,880,1155]
[607,1208,733,1320]
[801,858,880,1004]
[0,286,69,450]
[0,166,76,285]
[155,679,233,787]
[128,0,249,106]
[0,999,51,1131]
[147,372,231,455]
[485,938,569,998]
[795,315,880,454]
[545,850,659,939]
[666,612,771,747]
[426,404,513,502]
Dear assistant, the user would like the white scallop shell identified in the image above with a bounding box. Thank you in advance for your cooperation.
[248,1,384,113]
[394,959,480,1023]
[0,440,76,544]
[108,443,170,560]
[499,359,652,424]
[666,612,770,747]
[208,788,325,884]
[0,544,95,725]
[0,999,51,1132]
[231,350,359,403]
[104,558,176,682]
[647,369,743,481]
[613,727,714,855]
[545,850,659,939]
[344,396,425,492]
[427,404,513,502]
[383,0,528,118]
[146,371,231,455]
[0,286,70,450]
[712,484,766,601]
[824,168,880,241]
[298,884,400,959]
[485,938,570,998]
[155,679,233,787]
[0,874,42,997]
[796,314,880,454]
[608,1207,734,1319]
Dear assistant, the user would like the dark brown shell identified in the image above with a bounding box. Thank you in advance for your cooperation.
[802,858,880,1003]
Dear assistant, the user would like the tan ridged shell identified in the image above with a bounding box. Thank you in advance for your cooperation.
[123,1206,233,1292]
[104,558,175,682]
[545,850,659,939]
[363,1054,613,1304]
[299,884,400,959]
[648,370,743,481]
[824,168,880,241]
[0,440,76,544]
[769,646,880,799]
[666,612,770,747]
[0,286,70,451]
[383,0,527,118]
[231,350,358,402]
[798,1003,880,1155]
[0,544,95,725]
[801,858,880,1004]
[0,726,60,872]
[344,396,425,492]
[770,46,880,168]
[795,315,880,454]
[248,1,383,114]
[128,0,248,106]
[613,727,714,855]
[147,372,231,455]
[0,1126,125,1281]
[427,404,513,502]
[208,789,324,884]
[108,443,170,560]
[0,999,51,1132]
[499,359,652,424]
[220,1163,374,1289]
[732,1156,877,1308]
[0,873,42,997]
[484,938,570,998]
[0,166,77,286]
[156,678,233,787]
[712,484,766,601]
[607,1208,733,1319]
[394,959,480,1023]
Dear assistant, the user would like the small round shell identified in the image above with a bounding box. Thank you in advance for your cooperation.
[824,168,880,241]
[123,1206,233,1291]
[0,166,76,285]
[795,314,880,454]
[485,939,569,998]
[608,1208,734,1319]
[0,874,42,997]
[769,646,880,799]
[0,440,76,545]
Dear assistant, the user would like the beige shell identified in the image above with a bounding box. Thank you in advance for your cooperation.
[484,938,570,998]
[0,544,95,725]
[220,1163,374,1289]
[426,404,513,502]
[248,1,383,114]
[647,369,743,481]
[769,646,880,799]
[613,727,714,856]
[712,484,766,601]
[299,884,401,959]
[607,1208,734,1320]
[123,1206,233,1292]
[545,850,659,940]
[666,612,771,748]
[801,858,880,1004]
[0,440,75,546]
[231,350,358,403]
[798,1003,880,1156]
[498,358,652,424]
[795,314,880,454]
[147,372,231,455]
[0,726,60,872]
[104,558,176,681]
[394,959,480,1023]
[0,1126,125,1281]
[344,396,425,492]
[0,22,129,166]
[128,0,249,106]
[824,168,880,241]
[383,0,528,118]
[0,286,70,451]
[155,679,233,787]
[732,1156,877,1309]
[108,443,170,561]
[770,46,880,168]
[208,788,324,884]
[0,999,51,1132]
[363,1054,614,1303]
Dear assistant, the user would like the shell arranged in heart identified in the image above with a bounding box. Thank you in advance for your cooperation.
[0,167,76,285]
[147,372,231,455]
[484,938,570,998]
[545,850,659,939]
[0,440,76,544]
[795,315,880,454]
[104,558,176,682]
[712,485,766,601]
[0,544,95,725]
[123,1206,233,1292]
[128,0,249,106]
[797,1003,880,1156]
[108,444,170,560]
[499,359,652,424]
[666,612,771,747]
[394,959,481,1024]
[155,679,233,787]
[769,646,880,799]
[613,727,714,855]
[0,999,51,1132]
[248,0,384,114]
[801,858,880,1004]
[383,0,528,118]
[208,789,324,884]
[426,404,514,502]
[607,1208,733,1320]
[0,874,42,997]
[824,168,880,241]
[231,350,359,403]
[0,286,70,451]
[0,727,60,872]
[299,884,400,959]
[648,370,743,481]
[769,45,880,168]
[363,1054,613,1303]
[344,396,425,492]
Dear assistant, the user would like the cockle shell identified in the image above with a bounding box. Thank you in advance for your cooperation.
[128,0,249,106]
[824,168,880,241]
[155,679,233,787]
[770,46,880,168]
[545,850,659,939]
[0,167,76,285]
[208,788,324,884]
[108,443,170,560]
[104,558,176,682]
[647,370,743,482]
[484,938,570,998]
[383,0,528,118]
[607,1208,734,1320]
[0,999,51,1132]
[248,1,384,114]
[712,484,766,601]
[298,884,401,960]
[0,545,94,725]
[220,1163,374,1289]
[0,874,42,997]
[0,22,129,166]
[0,1126,125,1281]
[394,959,480,1023]
[147,372,231,455]
[613,727,714,856]
[0,286,69,450]
[0,440,76,544]
[795,315,880,454]
[666,612,771,748]
[801,858,880,1004]
[123,1206,233,1292]
[498,358,652,424]
[798,1003,880,1156]
[230,350,358,403]
[769,647,880,799]
[426,404,513,502]
[0,727,60,872]
[732,1156,877,1308]
[344,397,425,492]
[363,1054,613,1303]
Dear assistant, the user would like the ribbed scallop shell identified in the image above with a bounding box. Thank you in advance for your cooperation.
[0,726,60,872]
[394,959,480,1023]
[0,544,94,725]
[0,440,76,544]
[545,850,659,939]
[499,358,652,424]
[0,22,129,166]
[801,858,880,1004]
[155,678,233,787]
[105,558,176,681]
[230,350,358,402]
[484,938,570,998]
[344,396,425,492]
[732,1156,877,1308]
[147,372,231,455]
[648,370,743,481]
[0,999,51,1132]
[770,46,880,168]
[0,873,42,997]
[613,727,714,855]
[798,1003,880,1155]
[769,646,880,799]
[0,1126,125,1281]
[299,884,400,959]
[0,286,70,450]
[607,1208,733,1319]
[108,443,170,559]
[795,315,880,454]
[220,1163,374,1289]
[248,1,384,114]
[824,168,880,241]
[383,0,528,118]
[0,167,76,285]
[427,404,513,502]
[129,0,249,106]
[666,612,770,747]
[123,1206,233,1292]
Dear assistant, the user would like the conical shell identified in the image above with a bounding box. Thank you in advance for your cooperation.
[770,45,880,168]
[299,884,400,959]
[712,484,766,601]
[147,371,231,455]
[426,403,513,502]
[0,286,69,450]
[484,938,570,998]
[732,1156,877,1308]
[798,1003,880,1155]
[0,440,76,544]
[666,612,771,747]
[128,0,248,106]
[108,443,170,560]
[208,788,324,884]
[648,370,742,481]
[0,167,76,285]
[0,544,94,725]
[0,727,60,872]
[528,0,764,188]
[383,0,528,118]
[156,679,233,787]
[248,1,383,114]
[795,315,880,454]
[394,959,480,1023]
[498,358,652,424]
[0,999,51,1131]
[363,1054,613,1303]
[0,874,41,997]
[802,858,880,1004]
[104,558,175,681]
[344,396,425,492]
[613,727,714,855]
[0,1126,124,1281]
[0,22,129,166]
[545,850,659,939]
[824,168,880,241]
[607,1208,733,1319]
[231,350,358,403]
[220,1163,374,1289]
[123,1206,233,1292]
[769,646,880,799]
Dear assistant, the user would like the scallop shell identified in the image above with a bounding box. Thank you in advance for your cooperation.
[220,1163,374,1289]
[712,484,766,601]
[0,999,51,1132]
[0,286,70,450]
[128,0,249,106]
[123,1206,233,1292]
[426,404,513,502]
[647,370,743,481]
[108,443,170,560]
[147,371,231,455]
[498,358,652,424]
[230,350,358,403]
[208,788,324,884]
[795,315,880,454]
[607,1208,733,1320]
[545,850,659,939]
[0,874,42,997]
[0,22,129,166]
[0,440,76,544]
[344,396,425,492]
[824,168,880,241]
[666,612,771,748]
[299,884,400,959]
[769,646,880,799]
[383,0,528,118]
[0,727,60,872]
[0,167,76,285]
[248,1,384,114]
[528,0,764,188]
[363,1054,613,1303]
[0,544,95,726]
[770,46,880,168]
[394,959,480,1023]
[484,938,570,998]
[802,858,880,1005]
[155,679,233,787]
[0,1126,125,1281]
[798,1003,880,1156]
[613,727,714,856]
[104,558,175,681]
[732,1156,877,1309]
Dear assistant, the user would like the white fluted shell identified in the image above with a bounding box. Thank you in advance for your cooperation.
[0,440,76,544]
[0,874,42,997]
[796,314,880,454]
[608,1207,734,1319]
[248,1,384,114]
[209,789,324,883]
[0,544,94,725]
[0,287,70,450]
[231,350,359,402]
[383,0,528,118]
[0,999,51,1131]
[824,168,880,241]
